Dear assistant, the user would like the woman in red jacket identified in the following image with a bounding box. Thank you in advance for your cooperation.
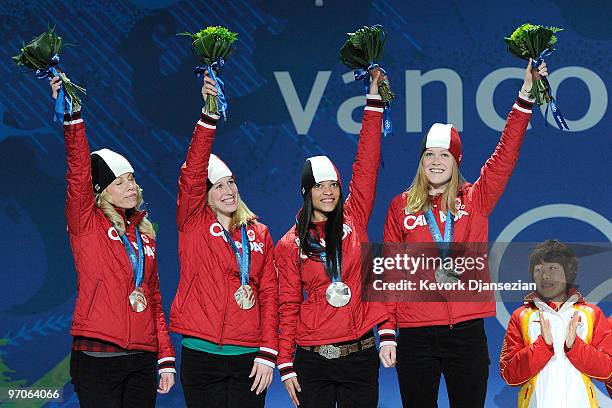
[169,74,278,408]
[50,77,176,408]
[275,70,393,408]
[377,59,548,407]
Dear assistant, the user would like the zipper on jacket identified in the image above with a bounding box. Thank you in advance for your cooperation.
[349,299,359,339]
[434,204,455,329]
[218,272,230,349]
[125,223,136,349]
[445,300,454,329]
[126,296,132,349]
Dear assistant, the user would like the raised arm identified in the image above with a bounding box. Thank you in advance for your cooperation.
[52,76,96,236]
[176,74,220,231]
[343,70,384,229]
[469,60,546,215]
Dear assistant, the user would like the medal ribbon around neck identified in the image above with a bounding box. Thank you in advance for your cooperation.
[120,226,144,288]
[222,225,251,285]
[306,231,342,283]
[424,209,453,259]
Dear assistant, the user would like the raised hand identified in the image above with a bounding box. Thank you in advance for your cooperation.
[201,71,218,101]
[50,76,62,100]
[368,68,386,96]
[565,310,580,349]
[539,310,553,346]
[522,58,548,95]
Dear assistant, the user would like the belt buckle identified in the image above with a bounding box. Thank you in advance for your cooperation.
[318,344,341,359]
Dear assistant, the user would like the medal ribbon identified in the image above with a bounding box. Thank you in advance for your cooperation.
[222,225,251,286]
[424,209,453,260]
[353,62,393,138]
[531,51,569,131]
[307,234,342,283]
[119,226,144,288]
[194,58,228,120]
[35,54,73,122]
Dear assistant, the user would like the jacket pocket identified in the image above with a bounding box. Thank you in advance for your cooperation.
[299,293,319,331]
[86,280,102,320]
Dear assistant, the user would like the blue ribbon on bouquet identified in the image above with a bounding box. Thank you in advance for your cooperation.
[353,63,393,138]
[35,54,72,123]
[532,51,569,131]
[194,58,228,120]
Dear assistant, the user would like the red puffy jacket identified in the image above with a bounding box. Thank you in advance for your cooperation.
[169,110,279,368]
[64,112,175,370]
[275,96,392,380]
[379,94,533,333]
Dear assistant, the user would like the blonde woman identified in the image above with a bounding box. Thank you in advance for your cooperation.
[378,59,548,407]
[50,77,176,408]
[169,74,278,408]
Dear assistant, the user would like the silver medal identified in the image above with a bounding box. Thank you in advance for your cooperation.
[129,287,147,313]
[435,266,460,284]
[234,284,255,310]
[325,281,351,307]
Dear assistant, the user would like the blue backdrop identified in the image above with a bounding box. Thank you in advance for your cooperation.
[1,1,610,407]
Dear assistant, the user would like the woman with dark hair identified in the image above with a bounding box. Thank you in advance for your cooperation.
[169,73,278,408]
[51,77,176,408]
[275,69,393,408]
[378,59,548,407]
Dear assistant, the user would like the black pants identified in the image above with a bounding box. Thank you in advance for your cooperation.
[180,346,266,408]
[70,350,157,408]
[293,344,380,408]
[395,318,490,408]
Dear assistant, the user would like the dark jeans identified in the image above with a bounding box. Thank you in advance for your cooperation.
[293,344,380,408]
[180,346,266,408]
[395,318,490,408]
[70,350,157,408]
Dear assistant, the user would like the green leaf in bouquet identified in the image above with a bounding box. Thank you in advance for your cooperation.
[180,26,238,117]
[339,40,368,69]
[12,26,65,70]
[182,26,238,66]
[504,23,563,60]
[339,24,393,103]
[13,26,86,116]
[504,23,564,106]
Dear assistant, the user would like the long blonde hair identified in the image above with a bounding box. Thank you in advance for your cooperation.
[405,156,465,215]
[230,196,257,230]
[96,184,156,239]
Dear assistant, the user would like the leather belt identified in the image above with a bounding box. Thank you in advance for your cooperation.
[300,336,375,359]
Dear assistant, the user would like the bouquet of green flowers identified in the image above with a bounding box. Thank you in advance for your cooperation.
[504,23,562,104]
[504,23,568,130]
[179,26,238,118]
[339,25,394,103]
[12,26,86,121]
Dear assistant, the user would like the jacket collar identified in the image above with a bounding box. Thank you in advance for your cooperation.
[113,207,147,228]
[524,287,584,312]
